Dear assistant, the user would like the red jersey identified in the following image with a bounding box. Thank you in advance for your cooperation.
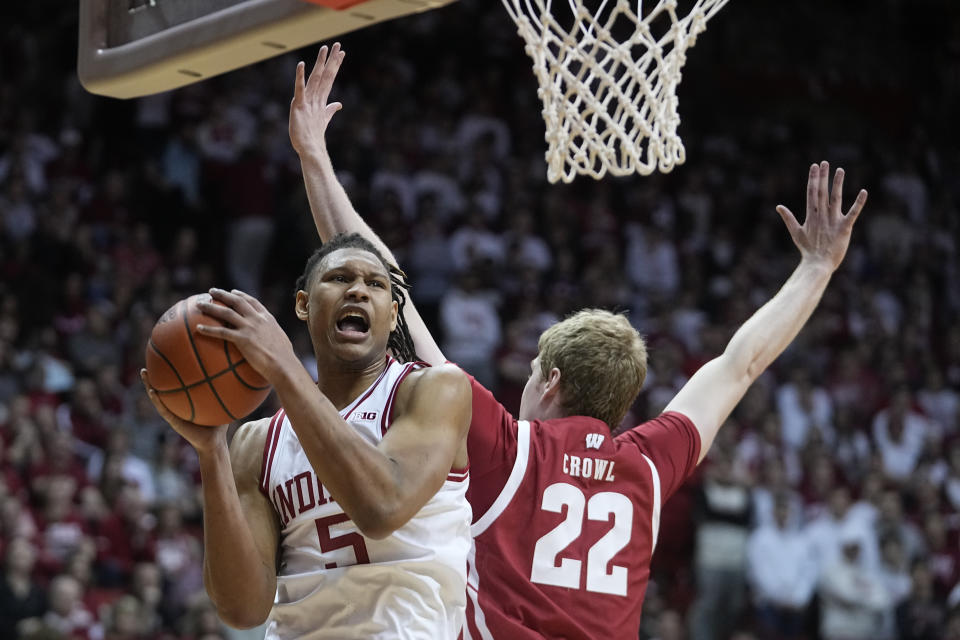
[463,379,700,640]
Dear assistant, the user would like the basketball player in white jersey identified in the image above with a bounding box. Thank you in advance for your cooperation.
[290,43,868,638]
[140,231,474,639]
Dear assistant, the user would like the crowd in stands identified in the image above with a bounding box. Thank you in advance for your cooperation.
[1,0,958,638]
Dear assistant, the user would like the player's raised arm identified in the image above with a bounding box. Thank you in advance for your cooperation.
[664,161,867,463]
[289,43,446,366]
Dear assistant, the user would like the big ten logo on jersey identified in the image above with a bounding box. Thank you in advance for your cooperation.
[352,410,378,422]
[531,483,632,597]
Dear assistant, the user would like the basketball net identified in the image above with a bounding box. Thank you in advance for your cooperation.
[501,0,730,183]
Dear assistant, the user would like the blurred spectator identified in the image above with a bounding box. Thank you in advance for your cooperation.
[439,269,501,389]
[897,562,946,640]
[38,573,103,640]
[448,206,505,273]
[877,536,914,640]
[87,429,156,506]
[872,387,933,482]
[818,532,893,640]
[0,537,46,633]
[746,492,817,639]
[805,485,880,577]
[154,503,202,617]
[874,489,926,564]
[36,475,87,578]
[775,366,834,451]
[688,452,751,640]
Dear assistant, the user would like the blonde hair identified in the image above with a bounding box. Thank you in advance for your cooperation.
[538,309,648,429]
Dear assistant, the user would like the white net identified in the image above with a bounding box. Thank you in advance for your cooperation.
[501,0,730,183]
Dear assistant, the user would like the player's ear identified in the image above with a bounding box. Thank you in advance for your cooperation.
[389,300,398,332]
[295,290,309,322]
[541,367,562,401]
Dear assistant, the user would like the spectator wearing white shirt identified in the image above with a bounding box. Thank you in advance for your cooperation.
[872,387,930,482]
[746,493,818,639]
[448,206,505,272]
[439,269,502,388]
[776,366,834,450]
[818,532,893,640]
[805,485,880,577]
[751,458,804,531]
[917,367,959,436]
[875,536,913,640]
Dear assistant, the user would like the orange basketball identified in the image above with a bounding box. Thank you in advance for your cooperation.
[145,293,271,426]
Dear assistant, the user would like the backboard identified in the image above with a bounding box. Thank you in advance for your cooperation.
[78,0,457,99]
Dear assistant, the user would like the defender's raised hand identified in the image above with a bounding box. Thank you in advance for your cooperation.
[776,161,868,272]
[290,42,347,158]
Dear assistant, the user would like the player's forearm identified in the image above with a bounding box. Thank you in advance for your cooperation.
[299,149,399,266]
[723,257,834,381]
[197,446,276,627]
[270,361,413,538]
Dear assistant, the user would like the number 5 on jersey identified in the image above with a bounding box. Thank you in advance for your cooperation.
[316,513,370,569]
[530,483,633,596]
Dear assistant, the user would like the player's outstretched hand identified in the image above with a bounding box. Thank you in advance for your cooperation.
[195,288,297,384]
[289,42,346,157]
[776,160,868,272]
[140,369,229,451]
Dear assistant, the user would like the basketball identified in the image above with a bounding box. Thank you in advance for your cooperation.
[144,293,272,426]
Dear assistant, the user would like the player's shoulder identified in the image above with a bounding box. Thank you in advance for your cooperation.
[615,411,697,440]
[400,361,471,397]
[230,414,276,474]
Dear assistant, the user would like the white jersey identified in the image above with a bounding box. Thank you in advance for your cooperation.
[258,357,471,639]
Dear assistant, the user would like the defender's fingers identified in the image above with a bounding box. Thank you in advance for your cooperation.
[817,160,830,219]
[830,167,845,215]
[776,204,802,237]
[306,45,329,91]
[293,61,305,103]
[845,189,868,225]
[805,163,819,223]
[318,44,345,103]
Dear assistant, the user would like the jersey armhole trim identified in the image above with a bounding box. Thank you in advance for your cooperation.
[258,409,285,497]
[471,420,530,537]
[640,452,662,552]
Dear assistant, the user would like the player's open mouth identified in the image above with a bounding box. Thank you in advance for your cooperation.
[335,310,370,339]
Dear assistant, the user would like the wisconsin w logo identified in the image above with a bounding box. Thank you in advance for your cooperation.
[585,433,605,450]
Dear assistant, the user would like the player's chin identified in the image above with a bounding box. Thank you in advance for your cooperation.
[326,334,383,364]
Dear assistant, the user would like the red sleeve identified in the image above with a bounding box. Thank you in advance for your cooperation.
[616,411,701,502]
[455,366,518,524]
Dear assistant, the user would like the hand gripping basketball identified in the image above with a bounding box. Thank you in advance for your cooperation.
[144,291,273,426]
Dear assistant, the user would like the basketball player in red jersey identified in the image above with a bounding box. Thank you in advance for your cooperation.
[140,233,475,637]
[290,44,867,639]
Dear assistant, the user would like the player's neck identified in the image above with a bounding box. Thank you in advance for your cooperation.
[316,355,389,411]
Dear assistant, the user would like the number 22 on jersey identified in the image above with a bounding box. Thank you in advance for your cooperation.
[530,482,633,596]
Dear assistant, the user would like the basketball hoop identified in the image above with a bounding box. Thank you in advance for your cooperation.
[500,0,731,183]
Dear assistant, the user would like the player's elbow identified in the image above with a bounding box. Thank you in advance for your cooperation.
[215,602,272,630]
[353,504,405,540]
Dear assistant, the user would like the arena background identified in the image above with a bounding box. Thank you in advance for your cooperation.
[0,1,958,638]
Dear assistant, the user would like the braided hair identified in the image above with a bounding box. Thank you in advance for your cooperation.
[295,233,419,363]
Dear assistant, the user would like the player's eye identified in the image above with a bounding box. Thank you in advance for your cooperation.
[368,280,386,289]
